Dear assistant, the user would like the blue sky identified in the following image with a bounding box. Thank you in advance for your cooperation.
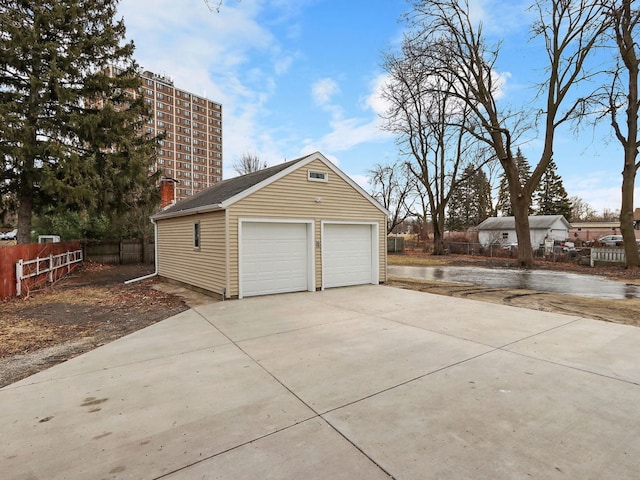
[117,0,636,214]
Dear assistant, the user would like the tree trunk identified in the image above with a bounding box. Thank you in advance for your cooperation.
[17,189,33,245]
[511,195,534,267]
[618,1,639,269]
[432,224,446,255]
[422,232,430,253]
[431,206,446,255]
[620,165,639,268]
[500,147,535,267]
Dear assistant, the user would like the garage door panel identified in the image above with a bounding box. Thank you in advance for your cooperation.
[241,222,309,297]
[324,224,373,288]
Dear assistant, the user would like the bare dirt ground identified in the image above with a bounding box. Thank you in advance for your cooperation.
[0,264,214,388]
[1,255,638,388]
[388,253,640,328]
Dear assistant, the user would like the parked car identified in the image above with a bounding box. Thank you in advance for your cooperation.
[0,228,17,240]
[598,235,623,246]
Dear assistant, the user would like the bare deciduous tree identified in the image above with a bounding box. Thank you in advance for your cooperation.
[405,0,608,266]
[368,161,416,235]
[569,195,597,221]
[204,0,238,13]
[603,0,640,267]
[381,36,493,254]
[233,152,267,176]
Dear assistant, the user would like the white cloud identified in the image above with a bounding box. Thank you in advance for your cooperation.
[273,54,295,76]
[564,171,629,215]
[492,70,511,99]
[363,73,393,117]
[309,72,395,153]
[117,1,400,183]
[346,173,371,192]
[314,117,384,152]
[468,0,533,37]
[118,0,302,179]
[312,78,340,106]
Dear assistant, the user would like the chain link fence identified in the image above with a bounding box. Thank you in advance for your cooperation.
[391,238,590,264]
[444,241,589,263]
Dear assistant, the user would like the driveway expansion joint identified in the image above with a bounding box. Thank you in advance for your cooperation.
[193,308,397,479]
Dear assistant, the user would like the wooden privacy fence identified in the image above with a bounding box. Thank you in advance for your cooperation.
[387,236,405,253]
[0,241,82,299]
[83,239,154,265]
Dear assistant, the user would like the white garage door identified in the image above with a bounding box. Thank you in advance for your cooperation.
[323,223,374,288]
[240,222,310,297]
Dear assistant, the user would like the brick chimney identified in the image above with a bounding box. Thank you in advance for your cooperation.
[160,177,178,209]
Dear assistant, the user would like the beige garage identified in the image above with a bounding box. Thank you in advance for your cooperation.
[151,152,388,299]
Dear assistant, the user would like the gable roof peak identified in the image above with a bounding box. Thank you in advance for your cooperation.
[153,154,311,219]
[151,151,388,220]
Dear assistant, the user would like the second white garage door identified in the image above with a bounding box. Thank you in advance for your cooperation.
[323,223,375,289]
[240,221,311,297]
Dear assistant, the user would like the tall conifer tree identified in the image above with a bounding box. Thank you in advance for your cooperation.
[533,160,572,220]
[495,148,533,216]
[0,0,158,243]
[447,165,492,230]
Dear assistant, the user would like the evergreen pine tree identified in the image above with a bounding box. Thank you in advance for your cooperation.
[447,165,492,229]
[495,148,533,216]
[446,172,471,231]
[495,173,511,216]
[533,160,572,220]
[473,168,492,224]
[0,1,159,243]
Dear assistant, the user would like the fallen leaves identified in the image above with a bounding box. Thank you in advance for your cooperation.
[0,265,188,359]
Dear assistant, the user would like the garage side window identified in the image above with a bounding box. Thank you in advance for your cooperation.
[194,221,201,250]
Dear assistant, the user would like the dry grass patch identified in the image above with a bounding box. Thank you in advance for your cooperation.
[0,317,89,357]
[388,254,451,267]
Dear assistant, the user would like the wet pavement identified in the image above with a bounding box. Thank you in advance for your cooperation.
[388,265,640,300]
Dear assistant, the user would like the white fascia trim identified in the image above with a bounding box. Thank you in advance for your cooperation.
[151,204,223,221]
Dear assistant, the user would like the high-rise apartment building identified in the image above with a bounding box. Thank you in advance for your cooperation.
[139,70,223,201]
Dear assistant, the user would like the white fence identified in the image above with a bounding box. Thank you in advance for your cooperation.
[16,249,83,296]
[590,247,626,267]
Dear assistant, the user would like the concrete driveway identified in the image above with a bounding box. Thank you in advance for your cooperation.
[2,285,640,479]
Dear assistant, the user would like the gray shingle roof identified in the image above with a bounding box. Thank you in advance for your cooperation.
[156,155,308,217]
[477,215,569,230]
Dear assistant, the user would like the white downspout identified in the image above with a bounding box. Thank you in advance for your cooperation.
[125,218,159,284]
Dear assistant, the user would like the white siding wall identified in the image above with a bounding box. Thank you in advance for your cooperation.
[480,226,569,248]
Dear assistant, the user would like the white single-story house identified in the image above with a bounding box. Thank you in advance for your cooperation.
[151,152,389,299]
[476,215,570,248]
